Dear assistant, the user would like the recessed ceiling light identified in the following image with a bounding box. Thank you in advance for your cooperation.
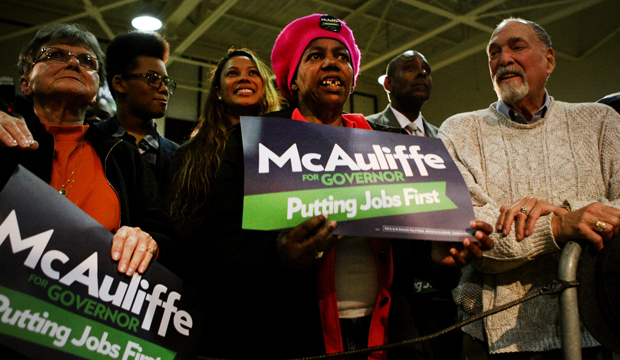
[132,15,162,31]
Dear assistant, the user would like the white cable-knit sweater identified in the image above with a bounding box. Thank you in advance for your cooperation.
[438,100,620,353]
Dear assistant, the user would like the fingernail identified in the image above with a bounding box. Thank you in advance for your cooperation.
[127,268,134,276]
[328,220,337,228]
[19,139,30,147]
[119,263,127,272]
[9,139,18,147]
[138,266,145,274]
[470,220,476,227]
[464,239,470,246]
[28,138,35,144]
[113,252,120,260]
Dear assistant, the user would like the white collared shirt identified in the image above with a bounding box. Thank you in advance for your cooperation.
[390,106,425,136]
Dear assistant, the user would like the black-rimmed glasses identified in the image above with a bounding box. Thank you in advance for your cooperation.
[123,73,177,95]
[33,47,99,71]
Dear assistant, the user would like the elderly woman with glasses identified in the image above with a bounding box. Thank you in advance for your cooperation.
[0,24,176,278]
[199,14,494,360]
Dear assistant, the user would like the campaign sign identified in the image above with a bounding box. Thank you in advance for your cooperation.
[241,117,476,241]
[0,166,203,359]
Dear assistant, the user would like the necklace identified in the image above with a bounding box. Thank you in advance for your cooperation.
[53,142,86,196]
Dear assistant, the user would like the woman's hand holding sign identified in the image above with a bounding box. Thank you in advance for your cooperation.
[111,226,159,276]
[276,214,339,270]
[431,220,494,268]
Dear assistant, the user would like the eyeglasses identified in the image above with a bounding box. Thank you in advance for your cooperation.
[33,47,99,71]
[123,73,177,95]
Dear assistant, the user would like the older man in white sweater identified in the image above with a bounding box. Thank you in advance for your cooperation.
[439,18,620,359]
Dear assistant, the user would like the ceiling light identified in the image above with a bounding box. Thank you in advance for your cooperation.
[132,15,162,31]
[378,75,386,85]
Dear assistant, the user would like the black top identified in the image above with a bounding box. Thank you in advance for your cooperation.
[95,116,179,189]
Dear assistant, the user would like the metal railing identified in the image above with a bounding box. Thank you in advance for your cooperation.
[558,241,585,360]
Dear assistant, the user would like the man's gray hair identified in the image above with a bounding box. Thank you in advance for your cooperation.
[495,18,552,48]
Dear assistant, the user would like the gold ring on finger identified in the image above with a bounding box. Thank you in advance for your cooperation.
[148,248,157,256]
[519,206,530,216]
[594,220,606,232]
[314,250,324,259]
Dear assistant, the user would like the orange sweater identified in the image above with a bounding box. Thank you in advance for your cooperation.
[45,124,120,232]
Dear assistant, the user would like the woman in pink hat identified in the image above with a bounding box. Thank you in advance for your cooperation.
[199,14,494,360]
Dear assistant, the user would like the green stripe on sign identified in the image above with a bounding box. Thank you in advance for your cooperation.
[243,181,456,230]
[0,285,176,360]
[414,279,438,294]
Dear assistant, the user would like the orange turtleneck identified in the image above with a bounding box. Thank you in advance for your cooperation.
[44,124,120,232]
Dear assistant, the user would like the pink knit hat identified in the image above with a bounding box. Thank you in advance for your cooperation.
[271,14,361,100]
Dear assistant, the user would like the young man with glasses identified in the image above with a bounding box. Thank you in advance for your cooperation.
[96,31,179,188]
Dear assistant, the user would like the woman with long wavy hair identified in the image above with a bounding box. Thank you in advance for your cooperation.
[166,48,280,240]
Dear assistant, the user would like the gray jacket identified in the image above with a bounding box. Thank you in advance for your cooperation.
[366,104,438,138]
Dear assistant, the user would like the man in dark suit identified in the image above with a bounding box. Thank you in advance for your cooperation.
[95,31,179,189]
[367,50,437,138]
[368,51,459,360]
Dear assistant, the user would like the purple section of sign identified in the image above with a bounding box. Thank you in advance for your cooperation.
[241,116,476,241]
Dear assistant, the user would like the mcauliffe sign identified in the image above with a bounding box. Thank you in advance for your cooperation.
[0,166,203,360]
[241,116,476,242]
